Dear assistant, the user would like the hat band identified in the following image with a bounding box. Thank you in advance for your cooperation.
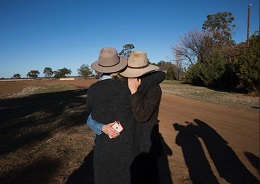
[128,64,149,69]
[98,59,120,67]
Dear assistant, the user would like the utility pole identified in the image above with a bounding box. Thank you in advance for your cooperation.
[247,4,252,47]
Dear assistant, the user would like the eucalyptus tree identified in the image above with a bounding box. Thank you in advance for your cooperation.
[43,67,53,78]
[119,44,135,58]
[78,64,92,78]
[27,70,40,79]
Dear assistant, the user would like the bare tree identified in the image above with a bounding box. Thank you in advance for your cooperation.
[174,55,183,80]
[171,29,213,67]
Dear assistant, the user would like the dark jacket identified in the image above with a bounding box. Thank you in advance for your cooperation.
[87,77,137,184]
[130,71,165,184]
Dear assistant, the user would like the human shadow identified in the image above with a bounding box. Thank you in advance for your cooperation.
[0,156,62,184]
[244,152,260,173]
[66,150,94,184]
[66,127,174,184]
[131,124,173,184]
[157,133,173,184]
[194,119,259,184]
[173,122,219,184]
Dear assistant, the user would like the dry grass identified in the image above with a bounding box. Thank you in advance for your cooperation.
[161,80,259,110]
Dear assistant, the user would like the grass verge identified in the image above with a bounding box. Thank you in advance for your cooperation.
[161,80,259,110]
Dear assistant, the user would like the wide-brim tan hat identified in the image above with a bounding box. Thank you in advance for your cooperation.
[91,47,127,73]
[120,50,159,78]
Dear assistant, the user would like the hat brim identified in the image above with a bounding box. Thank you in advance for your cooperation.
[91,56,127,73]
[120,64,159,78]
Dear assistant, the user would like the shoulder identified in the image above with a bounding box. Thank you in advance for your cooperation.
[89,79,120,89]
[149,84,162,94]
[138,71,165,96]
[87,78,128,94]
[142,71,166,85]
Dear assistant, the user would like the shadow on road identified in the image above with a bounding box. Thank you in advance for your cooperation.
[0,88,92,183]
[244,152,260,173]
[66,132,173,184]
[66,150,94,184]
[173,119,259,184]
[173,122,219,183]
[0,89,89,156]
[157,133,174,184]
[0,156,62,184]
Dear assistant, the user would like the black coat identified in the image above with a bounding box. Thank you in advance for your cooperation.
[87,77,137,184]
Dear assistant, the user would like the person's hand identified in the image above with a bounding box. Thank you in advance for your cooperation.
[102,122,120,139]
[128,78,141,94]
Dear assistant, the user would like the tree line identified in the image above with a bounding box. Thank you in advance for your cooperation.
[11,12,259,93]
[12,65,93,79]
[170,12,259,93]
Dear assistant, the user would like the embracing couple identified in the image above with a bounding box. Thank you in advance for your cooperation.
[86,47,165,184]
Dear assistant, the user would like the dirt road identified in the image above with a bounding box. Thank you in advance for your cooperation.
[158,94,259,183]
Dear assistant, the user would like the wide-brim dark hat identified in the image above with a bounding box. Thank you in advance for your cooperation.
[91,48,127,73]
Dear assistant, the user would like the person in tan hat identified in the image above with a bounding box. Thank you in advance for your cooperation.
[120,50,159,77]
[91,47,127,74]
[121,50,164,183]
[86,47,138,184]
[87,47,127,140]
[86,48,165,184]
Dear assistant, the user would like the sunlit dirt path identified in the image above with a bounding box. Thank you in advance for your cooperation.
[158,94,259,183]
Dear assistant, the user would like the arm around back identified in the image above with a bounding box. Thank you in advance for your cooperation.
[129,84,162,122]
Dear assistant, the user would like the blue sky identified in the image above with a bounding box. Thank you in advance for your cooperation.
[0,0,259,78]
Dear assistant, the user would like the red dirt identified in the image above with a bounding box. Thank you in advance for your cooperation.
[158,94,259,183]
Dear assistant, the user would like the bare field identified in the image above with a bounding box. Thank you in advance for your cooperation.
[0,79,259,184]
